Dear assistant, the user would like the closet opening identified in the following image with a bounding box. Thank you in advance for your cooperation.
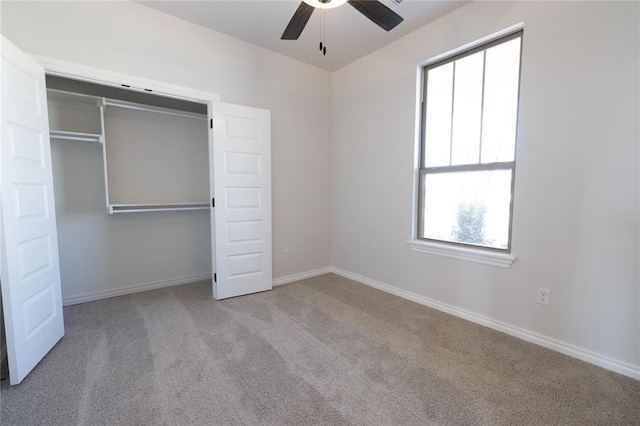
[45,74,215,305]
[46,75,211,214]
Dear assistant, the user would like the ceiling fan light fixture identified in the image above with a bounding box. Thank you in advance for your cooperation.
[302,0,348,10]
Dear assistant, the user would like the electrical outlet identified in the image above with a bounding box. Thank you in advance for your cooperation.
[282,249,289,260]
[537,288,551,306]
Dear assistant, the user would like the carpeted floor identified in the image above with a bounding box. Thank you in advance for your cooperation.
[1,273,638,425]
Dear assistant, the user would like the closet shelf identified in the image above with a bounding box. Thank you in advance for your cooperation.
[108,202,210,214]
[50,130,103,144]
[105,99,207,121]
[47,88,104,110]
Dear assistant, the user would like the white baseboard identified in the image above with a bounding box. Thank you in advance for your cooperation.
[330,267,640,381]
[272,267,332,286]
[62,267,333,306]
[62,273,212,306]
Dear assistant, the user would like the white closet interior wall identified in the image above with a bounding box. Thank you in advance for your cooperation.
[104,106,209,209]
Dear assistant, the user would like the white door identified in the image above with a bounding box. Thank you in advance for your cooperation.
[212,102,272,300]
[1,36,64,385]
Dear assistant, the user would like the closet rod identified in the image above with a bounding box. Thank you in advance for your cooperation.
[111,207,209,214]
[105,99,207,121]
[108,202,210,214]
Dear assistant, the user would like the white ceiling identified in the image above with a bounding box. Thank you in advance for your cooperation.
[137,0,469,71]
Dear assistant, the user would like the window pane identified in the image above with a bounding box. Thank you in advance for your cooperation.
[481,37,521,163]
[451,51,484,165]
[424,62,453,167]
[421,169,512,249]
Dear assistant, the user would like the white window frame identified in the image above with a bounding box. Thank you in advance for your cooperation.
[408,28,524,268]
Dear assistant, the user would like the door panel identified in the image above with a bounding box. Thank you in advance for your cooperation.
[1,36,64,385]
[212,102,271,300]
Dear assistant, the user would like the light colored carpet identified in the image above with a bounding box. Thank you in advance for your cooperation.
[1,273,638,425]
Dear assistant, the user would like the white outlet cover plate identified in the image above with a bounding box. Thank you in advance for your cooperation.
[537,288,551,305]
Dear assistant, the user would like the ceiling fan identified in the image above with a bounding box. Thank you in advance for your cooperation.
[281,0,404,48]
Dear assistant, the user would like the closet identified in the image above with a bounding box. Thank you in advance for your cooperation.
[43,75,272,303]
[45,77,216,308]
[1,39,272,384]
[46,76,211,214]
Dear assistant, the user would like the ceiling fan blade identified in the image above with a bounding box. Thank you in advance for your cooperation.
[347,0,403,32]
[281,2,315,40]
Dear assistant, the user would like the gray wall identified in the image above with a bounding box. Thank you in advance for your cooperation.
[331,1,639,372]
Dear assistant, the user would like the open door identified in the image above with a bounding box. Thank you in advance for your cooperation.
[212,102,272,300]
[1,36,64,384]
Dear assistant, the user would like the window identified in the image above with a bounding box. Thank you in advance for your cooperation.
[417,32,523,253]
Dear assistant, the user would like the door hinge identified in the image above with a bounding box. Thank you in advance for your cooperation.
[212,198,215,208]
[210,118,213,129]
[214,273,217,283]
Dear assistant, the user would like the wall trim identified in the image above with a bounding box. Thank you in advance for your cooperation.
[272,267,332,286]
[62,273,213,306]
[62,267,333,306]
[407,239,515,268]
[32,54,220,104]
[330,266,640,381]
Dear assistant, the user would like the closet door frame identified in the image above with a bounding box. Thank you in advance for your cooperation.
[32,55,221,295]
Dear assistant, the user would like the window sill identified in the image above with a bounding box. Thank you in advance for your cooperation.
[407,239,515,269]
